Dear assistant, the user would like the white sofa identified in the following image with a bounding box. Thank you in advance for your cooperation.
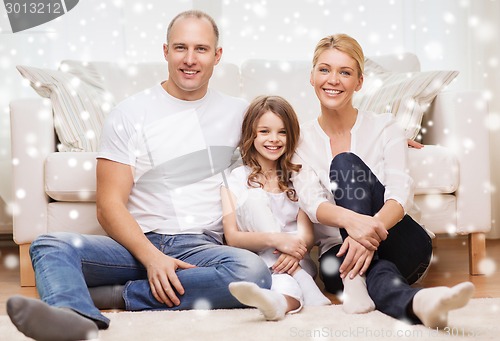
[10,53,491,286]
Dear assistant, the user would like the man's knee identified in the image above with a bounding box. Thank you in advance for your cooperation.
[30,232,81,259]
[228,248,272,289]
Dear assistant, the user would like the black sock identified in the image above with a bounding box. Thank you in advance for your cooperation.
[7,295,98,341]
[88,285,125,310]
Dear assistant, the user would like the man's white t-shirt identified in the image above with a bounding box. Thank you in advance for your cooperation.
[97,84,248,239]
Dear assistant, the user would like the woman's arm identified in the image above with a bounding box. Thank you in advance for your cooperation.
[374,199,404,230]
[296,209,314,251]
[316,202,387,250]
[221,186,307,259]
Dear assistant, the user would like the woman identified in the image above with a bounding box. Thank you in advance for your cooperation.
[292,33,474,328]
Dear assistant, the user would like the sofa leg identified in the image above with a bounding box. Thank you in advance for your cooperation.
[468,233,486,276]
[19,244,36,287]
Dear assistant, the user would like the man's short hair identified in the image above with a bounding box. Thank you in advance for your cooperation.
[166,10,220,47]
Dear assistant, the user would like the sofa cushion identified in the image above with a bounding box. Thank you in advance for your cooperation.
[45,152,97,201]
[354,70,459,140]
[413,194,457,234]
[241,59,319,123]
[61,60,242,102]
[48,202,105,235]
[408,145,459,194]
[16,65,114,152]
[61,60,168,103]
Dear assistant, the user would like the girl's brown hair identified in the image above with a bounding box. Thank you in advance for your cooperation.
[239,95,302,201]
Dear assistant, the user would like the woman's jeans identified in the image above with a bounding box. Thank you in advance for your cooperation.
[30,232,272,328]
[319,152,432,323]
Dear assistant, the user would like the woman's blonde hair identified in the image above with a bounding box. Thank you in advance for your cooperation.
[239,96,301,201]
[312,33,365,76]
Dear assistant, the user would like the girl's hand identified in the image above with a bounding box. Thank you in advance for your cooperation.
[336,237,374,278]
[271,253,300,274]
[272,233,308,260]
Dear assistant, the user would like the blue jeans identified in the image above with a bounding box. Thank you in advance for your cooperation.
[30,232,272,328]
[320,152,432,323]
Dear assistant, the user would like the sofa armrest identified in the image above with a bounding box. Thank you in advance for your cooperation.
[10,98,56,244]
[424,90,491,234]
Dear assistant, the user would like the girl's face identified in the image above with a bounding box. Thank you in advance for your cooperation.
[310,48,363,111]
[253,111,287,166]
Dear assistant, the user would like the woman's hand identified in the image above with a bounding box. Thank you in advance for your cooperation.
[145,253,196,307]
[407,139,424,149]
[271,253,301,274]
[342,211,388,251]
[337,236,374,278]
[272,233,308,260]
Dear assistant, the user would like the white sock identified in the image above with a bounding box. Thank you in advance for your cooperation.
[412,282,475,329]
[293,269,331,306]
[229,282,287,321]
[342,274,375,314]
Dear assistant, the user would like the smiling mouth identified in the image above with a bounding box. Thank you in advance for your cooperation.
[182,69,199,75]
[265,146,282,151]
[324,89,342,95]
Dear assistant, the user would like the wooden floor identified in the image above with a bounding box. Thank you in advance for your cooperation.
[1,236,499,315]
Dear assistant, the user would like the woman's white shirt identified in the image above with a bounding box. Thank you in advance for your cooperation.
[292,110,414,255]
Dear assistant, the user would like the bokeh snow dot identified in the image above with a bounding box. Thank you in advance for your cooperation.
[320,255,339,276]
[478,258,496,276]
[4,254,20,269]
[69,210,79,220]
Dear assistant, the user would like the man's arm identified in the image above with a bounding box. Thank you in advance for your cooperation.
[96,158,195,307]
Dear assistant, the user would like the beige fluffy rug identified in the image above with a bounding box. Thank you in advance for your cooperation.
[1,298,498,340]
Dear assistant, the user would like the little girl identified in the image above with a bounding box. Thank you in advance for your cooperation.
[221,95,331,321]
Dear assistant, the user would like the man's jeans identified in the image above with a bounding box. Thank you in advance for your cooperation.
[30,232,272,328]
[320,152,433,323]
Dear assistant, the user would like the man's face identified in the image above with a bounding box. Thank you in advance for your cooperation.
[163,16,222,101]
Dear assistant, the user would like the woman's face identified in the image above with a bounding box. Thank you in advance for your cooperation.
[310,48,363,111]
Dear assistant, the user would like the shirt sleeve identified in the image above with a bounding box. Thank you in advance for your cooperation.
[222,166,249,200]
[291,153,330,224]
[97,107,138,166]
[382,118,415,213]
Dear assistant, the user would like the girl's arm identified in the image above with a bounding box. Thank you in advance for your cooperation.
[221,186,307,259]
[272,209,314,274]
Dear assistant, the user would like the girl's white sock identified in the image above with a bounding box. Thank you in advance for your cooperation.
[293,269,331,306]
[229,281,287,321]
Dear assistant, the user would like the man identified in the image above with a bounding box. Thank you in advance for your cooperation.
[7,10,271,341]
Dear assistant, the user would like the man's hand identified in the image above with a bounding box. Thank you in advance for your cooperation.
[271,253,300,274]
[272,234,308,260]
[337,237,374,278]
[343,211,388,251]
[146,253,196,307]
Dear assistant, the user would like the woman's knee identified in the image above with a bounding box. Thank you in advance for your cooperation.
[330,152,364,172]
